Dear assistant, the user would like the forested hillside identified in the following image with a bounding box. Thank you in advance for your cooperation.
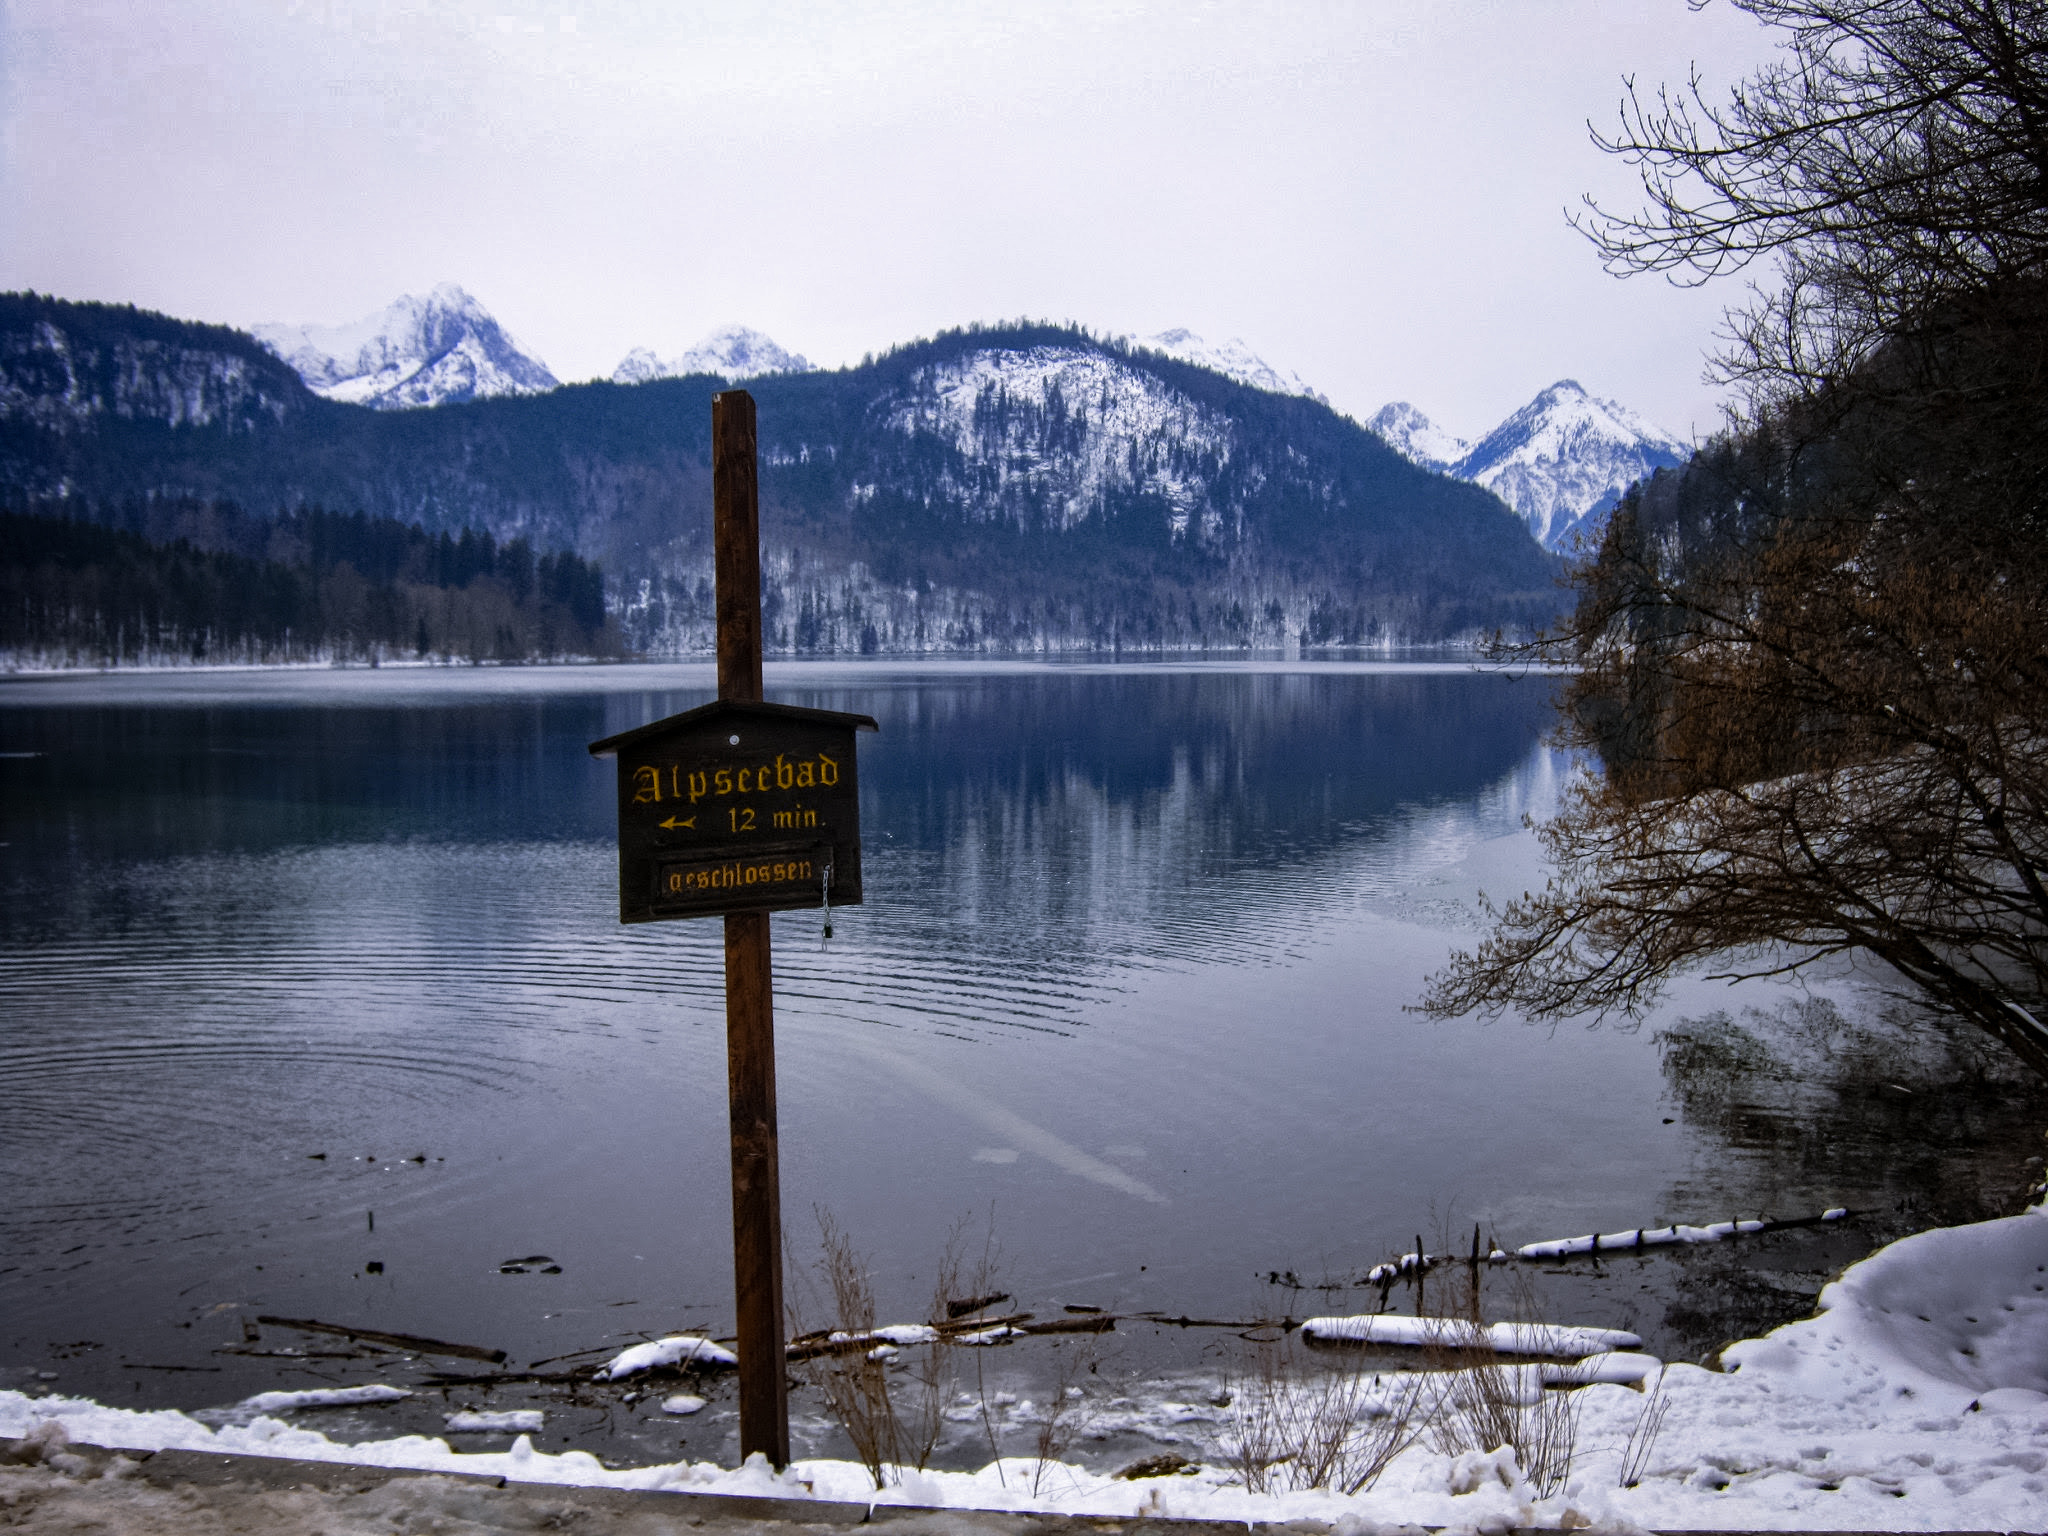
[0,295,1563,656]
[1,504,616,667]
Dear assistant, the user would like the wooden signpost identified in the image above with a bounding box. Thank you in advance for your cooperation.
[590,389,875,1468]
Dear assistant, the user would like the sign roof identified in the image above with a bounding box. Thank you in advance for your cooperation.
[588,698,880,760]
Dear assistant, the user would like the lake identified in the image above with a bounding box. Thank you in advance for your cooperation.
[1,661,2037,1469]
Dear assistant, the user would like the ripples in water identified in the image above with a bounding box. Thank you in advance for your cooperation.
[8,663,2029,1461]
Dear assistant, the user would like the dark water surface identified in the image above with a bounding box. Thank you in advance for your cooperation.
[2,662,2038,1468]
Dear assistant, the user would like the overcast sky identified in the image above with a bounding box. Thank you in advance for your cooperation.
[1,1,1782,443]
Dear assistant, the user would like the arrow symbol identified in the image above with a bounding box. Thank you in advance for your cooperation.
[659,815,696,830]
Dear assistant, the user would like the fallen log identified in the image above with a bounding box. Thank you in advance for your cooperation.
[945,1292,1010,1318]
[1363,1249,1508,1284]
[1516,1208,1855,1260]
[786,1313,1038,1361]
[935,1310,1032,1337]
[416,1369,588,1387]
[1018,1314,1116,1336]
[256,1316,506,1364]
[1301,1314,1642,1358]
[1347,1205,1859,1283]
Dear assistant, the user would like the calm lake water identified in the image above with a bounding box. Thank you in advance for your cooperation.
[2,661,2038,1468]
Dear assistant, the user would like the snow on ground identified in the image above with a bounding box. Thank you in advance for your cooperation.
[5,1204,2046,1530]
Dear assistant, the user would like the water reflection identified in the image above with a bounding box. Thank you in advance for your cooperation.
[3,662,2030,1469]
[1658,995,2043,1223]
[0,664,1559,1317]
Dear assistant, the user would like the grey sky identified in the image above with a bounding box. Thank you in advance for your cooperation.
[1,1,1780,442]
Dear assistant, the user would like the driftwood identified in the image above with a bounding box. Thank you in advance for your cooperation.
[524,1346,621,1370]
[785,1312,1038,1361]
[257,1315,506,1364]
[214,1346,365,1360]
[1018,1314,1116,1336]
[417,1368,587,1387]
[785,1335,889,1363]
[945,1292,1010,1318]
[1515,1208,1856,1261]
[1345,1206,1861,1283]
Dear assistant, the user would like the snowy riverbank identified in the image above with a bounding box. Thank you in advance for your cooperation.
[6,1202,2045,1531]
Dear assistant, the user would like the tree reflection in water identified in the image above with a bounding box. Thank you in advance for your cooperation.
[1649,996,2045,1361]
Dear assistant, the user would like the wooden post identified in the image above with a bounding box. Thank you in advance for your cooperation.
[714,391,764,706]
[712,389,789,1467]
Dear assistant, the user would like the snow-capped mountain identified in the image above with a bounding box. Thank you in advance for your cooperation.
[1366,402,1471,473]
[1373,381,1689,551]
[2,300,1564,648]
[1143,329,1325,402]
[1458,381,1689,550]
[253,285,558,410]
[611,326,813,385]
[881,343,1237,540]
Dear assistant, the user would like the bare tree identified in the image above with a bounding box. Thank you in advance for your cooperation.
[1578,1,2048,413]
[1428,2,2048,1082]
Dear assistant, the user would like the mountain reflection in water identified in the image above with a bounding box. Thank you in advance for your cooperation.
[0,662,2035,1470]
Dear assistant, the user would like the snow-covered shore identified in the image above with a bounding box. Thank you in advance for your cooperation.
[6,1203,2045,1531]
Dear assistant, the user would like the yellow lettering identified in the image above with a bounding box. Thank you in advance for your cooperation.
[818,754,839,787]
[632,765,660,804]
[737,767,751,793]
[715,769,732,795]
[796,761,814,788]
[805,808,817,827]
[745,867,758,885]
[687,771,708,804]
[776,755,794,790]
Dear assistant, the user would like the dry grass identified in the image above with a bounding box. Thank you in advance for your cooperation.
[1418,1263,1583,1499]
[1028,1341,1099,1497]
[790,1210,909,1489]
[797,1214,1608,1502]
[792,1211,1006,1488]
[1617,1367,1672,1488]
[1222,1336,1428,1495]
[950,1215,1009,1484]
[1225,1249,1595,1501]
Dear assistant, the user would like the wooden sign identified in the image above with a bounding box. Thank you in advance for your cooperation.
[590,698,878,923]
[580,388,838,1469]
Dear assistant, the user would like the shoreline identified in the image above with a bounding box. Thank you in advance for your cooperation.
[7,1202,2046,1532]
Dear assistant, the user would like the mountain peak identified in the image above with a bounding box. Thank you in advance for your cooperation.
[1367,402,1471,473]
[253,286,557,409]
[1372,382,1688,551]
[1456,382,1689,550]
[1141,329,1325,402]
[610,326,813,385]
